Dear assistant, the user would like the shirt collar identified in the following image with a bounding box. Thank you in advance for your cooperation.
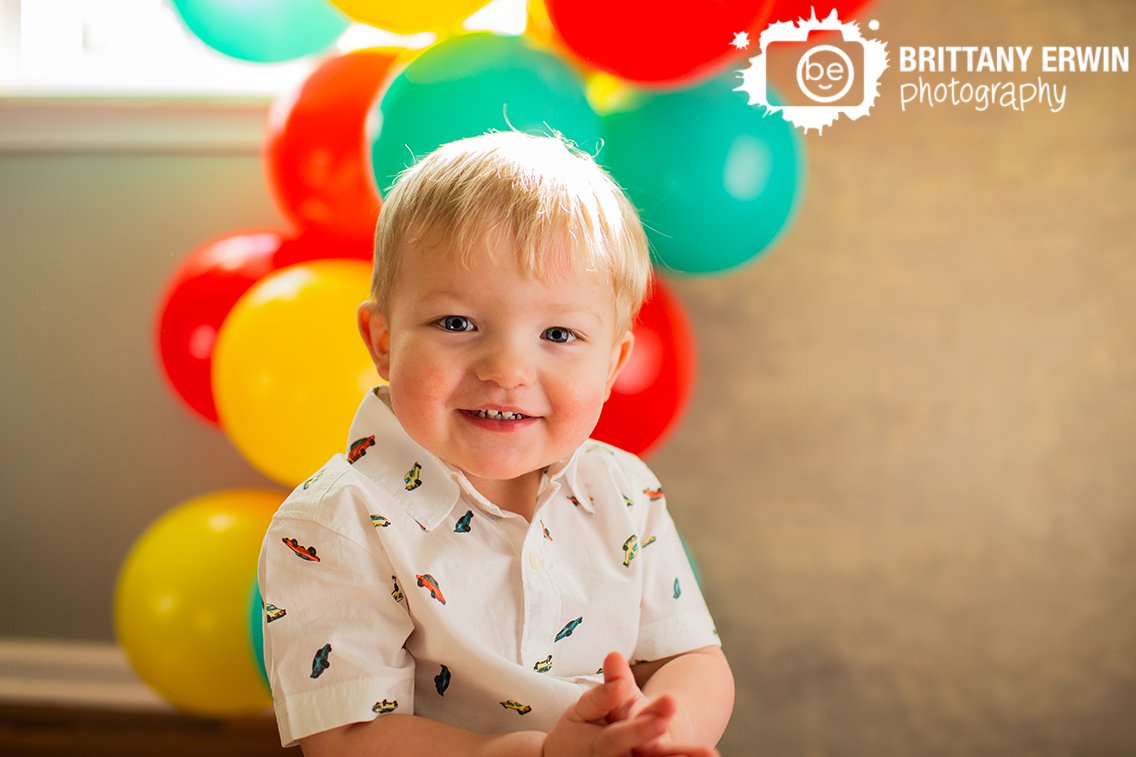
[545,445,593,514]
[346,387,461,531]
[346,388,594,529]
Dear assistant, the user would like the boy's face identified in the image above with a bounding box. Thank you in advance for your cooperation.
[359,234,634,498]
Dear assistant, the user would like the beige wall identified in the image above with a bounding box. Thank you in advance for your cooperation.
[1,0,1134,753]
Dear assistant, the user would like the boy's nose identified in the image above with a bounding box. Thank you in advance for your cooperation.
[474,338,533,389]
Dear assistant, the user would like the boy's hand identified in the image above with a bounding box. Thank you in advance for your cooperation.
[600,651,651,725]
[540,652,718,757]
[542,680,678,757]
[598,652,719,757]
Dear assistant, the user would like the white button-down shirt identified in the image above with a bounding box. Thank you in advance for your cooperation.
[258,387,720,746]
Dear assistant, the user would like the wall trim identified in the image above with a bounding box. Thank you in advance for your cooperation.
[0,637,172,710]
[0,96,272,154]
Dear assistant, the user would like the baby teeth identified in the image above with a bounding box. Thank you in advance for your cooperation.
[475,409,525,420]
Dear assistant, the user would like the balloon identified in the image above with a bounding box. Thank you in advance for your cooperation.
[326,0,489,34]
[114,489,282,716]
[266,48,403,243]
[249,580,270,692]
[213,259,378,487]
[768,0,875,23]
[169,0,349,63]
[156,230,372,425]
[523,0,593,79]
[599,75,805,274]
[271,228,375,269]
[592,275,695,457]
[156,230,284,425]
[368,32,600,197]
[544,0,775,87]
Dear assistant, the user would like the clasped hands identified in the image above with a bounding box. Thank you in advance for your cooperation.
[542,652,718,757]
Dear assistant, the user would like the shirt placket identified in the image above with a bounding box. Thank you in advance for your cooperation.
[517,509,562,672]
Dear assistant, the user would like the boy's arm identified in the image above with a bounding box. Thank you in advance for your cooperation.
[631,645,735,747]
[300,716,544,757]
[300,672,699,757]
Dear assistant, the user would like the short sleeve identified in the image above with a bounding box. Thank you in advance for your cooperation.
[627,460,721,663]
[258,482,415,747]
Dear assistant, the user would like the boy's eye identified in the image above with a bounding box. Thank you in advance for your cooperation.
[438,315,475,332]
[542,327,576,344]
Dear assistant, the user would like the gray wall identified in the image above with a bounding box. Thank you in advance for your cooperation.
[2,0,1135,754]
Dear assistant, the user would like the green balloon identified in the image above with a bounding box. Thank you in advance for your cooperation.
[248,580,269,693]
[369,33,601,197]
[600,78,805,275]
[171,0,349,63]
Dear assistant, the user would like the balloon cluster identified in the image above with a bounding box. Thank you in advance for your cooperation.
[119,0,873,717]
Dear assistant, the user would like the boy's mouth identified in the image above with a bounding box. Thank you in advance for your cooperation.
[463,408,531,421]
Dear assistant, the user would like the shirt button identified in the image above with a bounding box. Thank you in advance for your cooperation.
[527,551,543,571]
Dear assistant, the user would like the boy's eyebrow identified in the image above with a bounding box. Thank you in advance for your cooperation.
[418,289,610,325]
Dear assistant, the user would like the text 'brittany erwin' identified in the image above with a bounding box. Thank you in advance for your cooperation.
[898,46,1130,74]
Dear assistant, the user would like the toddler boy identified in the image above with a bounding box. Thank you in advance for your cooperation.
[258,131,733,756]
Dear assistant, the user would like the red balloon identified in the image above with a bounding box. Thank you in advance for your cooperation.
[592,276,696,457]
[156,229,372,424]
[156,231,280,424]
[545,0,776,87]
[272,228,374,269]
[265,48,400,243]
[768,0,874,23]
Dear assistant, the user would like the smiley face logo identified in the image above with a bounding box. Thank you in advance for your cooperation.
[797,45,856,103]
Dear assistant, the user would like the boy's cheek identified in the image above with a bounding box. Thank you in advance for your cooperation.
[388,359,452,400]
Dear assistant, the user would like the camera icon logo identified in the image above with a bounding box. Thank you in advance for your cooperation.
[780,32,864,105]
[736,10,888,134]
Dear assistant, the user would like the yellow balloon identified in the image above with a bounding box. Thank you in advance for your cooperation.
[585,71,637,116]
[213,260,380,487]
[114,489,283,717]
[524,0,557,49]
[328,0,489,34]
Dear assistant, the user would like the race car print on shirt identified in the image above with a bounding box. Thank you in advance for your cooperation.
[310,643,332,679]
[404,462,423,491]
[622,535,639,567]
[501,700,532,715]
[282,537,319,562]
[416,573,446,605]
[554,617,583,642]
[348,435,375,463]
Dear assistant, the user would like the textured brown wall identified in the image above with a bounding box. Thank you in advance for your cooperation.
[655,0,1136,754]
[0,0,1133,754]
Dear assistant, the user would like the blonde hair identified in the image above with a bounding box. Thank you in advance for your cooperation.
[370,130,651,335]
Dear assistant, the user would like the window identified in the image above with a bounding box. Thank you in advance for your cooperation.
[1,0,526,96]
[0,0,525,150]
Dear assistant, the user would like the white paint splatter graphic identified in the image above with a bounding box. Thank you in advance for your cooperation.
[736,10,889,134]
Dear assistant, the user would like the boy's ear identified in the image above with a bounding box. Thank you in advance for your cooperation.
[357,301,392,381]
[603,330,635,401]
